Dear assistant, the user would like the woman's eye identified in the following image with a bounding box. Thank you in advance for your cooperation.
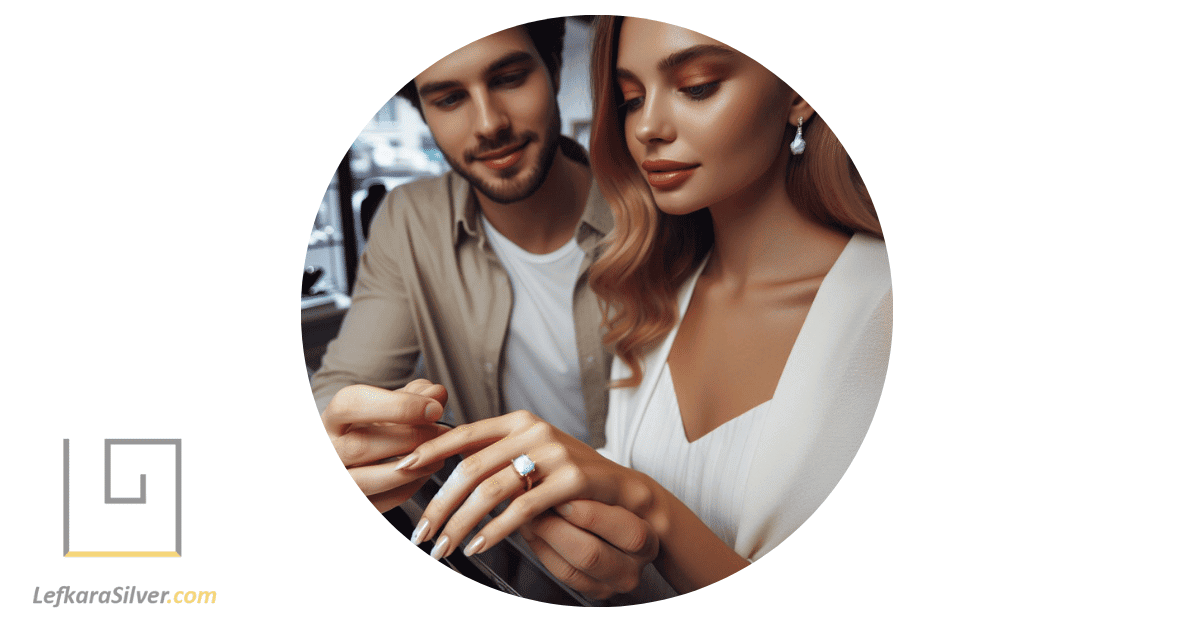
[620,95,644,112]
[681,81,719,100]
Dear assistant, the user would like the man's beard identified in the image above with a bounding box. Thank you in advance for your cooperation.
[442,112,561,204]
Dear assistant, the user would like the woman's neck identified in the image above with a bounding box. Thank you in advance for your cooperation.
[705,154,850,288]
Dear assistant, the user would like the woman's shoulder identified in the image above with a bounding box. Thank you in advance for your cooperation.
[828,232,891,300]
[845,232,889,270]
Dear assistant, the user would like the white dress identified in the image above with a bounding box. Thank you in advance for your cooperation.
[600,233,892,560]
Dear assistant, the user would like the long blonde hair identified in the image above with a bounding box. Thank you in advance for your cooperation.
[588,16,883,388]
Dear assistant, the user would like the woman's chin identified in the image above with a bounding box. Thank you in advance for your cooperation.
[650,193,706,216]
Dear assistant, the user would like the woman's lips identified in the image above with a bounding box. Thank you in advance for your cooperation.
[476,142,528,171]
[641,159,699,190]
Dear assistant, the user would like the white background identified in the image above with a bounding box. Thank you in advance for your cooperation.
[3,0,1197,625]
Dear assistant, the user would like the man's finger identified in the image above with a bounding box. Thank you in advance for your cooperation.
[399,380,449,406]
[335,424,446,468]
[323,385,443,433]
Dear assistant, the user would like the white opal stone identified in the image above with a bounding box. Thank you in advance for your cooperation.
[512,454,535,476]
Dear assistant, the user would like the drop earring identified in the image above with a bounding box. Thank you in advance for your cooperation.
[789,118,806,156]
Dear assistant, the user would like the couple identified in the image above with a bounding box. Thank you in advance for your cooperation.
[312,16,889,599]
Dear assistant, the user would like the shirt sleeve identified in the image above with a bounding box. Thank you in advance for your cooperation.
[310,189,422,414]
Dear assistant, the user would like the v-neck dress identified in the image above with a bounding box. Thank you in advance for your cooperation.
[600,233,892,561]
[629,365,774,550]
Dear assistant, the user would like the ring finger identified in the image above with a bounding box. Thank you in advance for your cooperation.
[413,434,535,544]
[428,461,533,559]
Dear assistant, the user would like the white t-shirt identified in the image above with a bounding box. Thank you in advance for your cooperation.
[481,215,589,441]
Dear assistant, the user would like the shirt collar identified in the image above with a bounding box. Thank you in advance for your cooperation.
[577,176,613,242]
[449,171,480,248]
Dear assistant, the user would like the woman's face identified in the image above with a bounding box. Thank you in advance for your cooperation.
[615,18,800,215]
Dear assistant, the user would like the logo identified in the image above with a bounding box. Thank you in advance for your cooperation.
[62,439,182,557]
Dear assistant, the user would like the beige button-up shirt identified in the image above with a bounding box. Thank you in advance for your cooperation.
[311,169,613,448]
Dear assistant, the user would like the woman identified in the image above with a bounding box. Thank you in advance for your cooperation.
[396,16,890,594]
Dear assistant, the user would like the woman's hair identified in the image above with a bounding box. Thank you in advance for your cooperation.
[588,16,884,387]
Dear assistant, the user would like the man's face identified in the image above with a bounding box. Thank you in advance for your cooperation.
[414,27,561,204]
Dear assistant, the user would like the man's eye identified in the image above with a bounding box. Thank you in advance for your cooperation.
[492,71,528,87]
[433,92,464,109]
[681,81,719,100]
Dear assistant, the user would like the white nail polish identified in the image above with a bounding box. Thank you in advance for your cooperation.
[395,454,418,471]
[410,519,429,545]
[430,535,450,560]
[463,535,485,557]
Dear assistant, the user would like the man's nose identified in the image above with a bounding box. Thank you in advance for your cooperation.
[474,90,511,140]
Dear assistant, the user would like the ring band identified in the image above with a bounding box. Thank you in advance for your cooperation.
[512,454,535,491]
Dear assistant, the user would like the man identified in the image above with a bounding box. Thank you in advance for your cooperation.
[311,19,657,600]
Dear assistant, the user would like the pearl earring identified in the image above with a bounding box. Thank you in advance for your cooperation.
[789,118,806,156]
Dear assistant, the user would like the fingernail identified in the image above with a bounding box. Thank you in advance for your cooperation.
[463,535,485,557]
[555,503,574,517]
[430,535,450,560]
[410,519,429,545]
[395,454,418,471]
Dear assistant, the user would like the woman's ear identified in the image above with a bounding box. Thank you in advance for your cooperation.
[789,94,815,126]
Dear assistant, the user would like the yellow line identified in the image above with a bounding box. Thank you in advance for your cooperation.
[65,551,180,558]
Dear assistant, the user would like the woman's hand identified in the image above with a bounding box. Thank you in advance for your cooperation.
[396,410,655,561]
[520,500,660,599]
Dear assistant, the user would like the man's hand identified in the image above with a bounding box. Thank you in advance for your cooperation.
[321,380,451,512]
[521,500,659,600]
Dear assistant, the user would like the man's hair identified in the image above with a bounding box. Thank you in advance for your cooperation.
[396,18,567,116]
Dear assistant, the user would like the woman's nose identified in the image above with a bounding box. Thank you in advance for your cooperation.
[631,90,674,146]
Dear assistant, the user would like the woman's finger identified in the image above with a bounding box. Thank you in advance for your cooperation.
[524,524,614,599]
[413,435,534,547]
[348,457,444,497]
[396,411,539,471]
[554,500,659,563]
[368,476,435,513]
[459,464,590,558]
[526,512,644,597]
[428,464,528,560]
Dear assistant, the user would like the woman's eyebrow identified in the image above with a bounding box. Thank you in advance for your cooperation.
[657,44,736,72]
[615,45,736,83]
